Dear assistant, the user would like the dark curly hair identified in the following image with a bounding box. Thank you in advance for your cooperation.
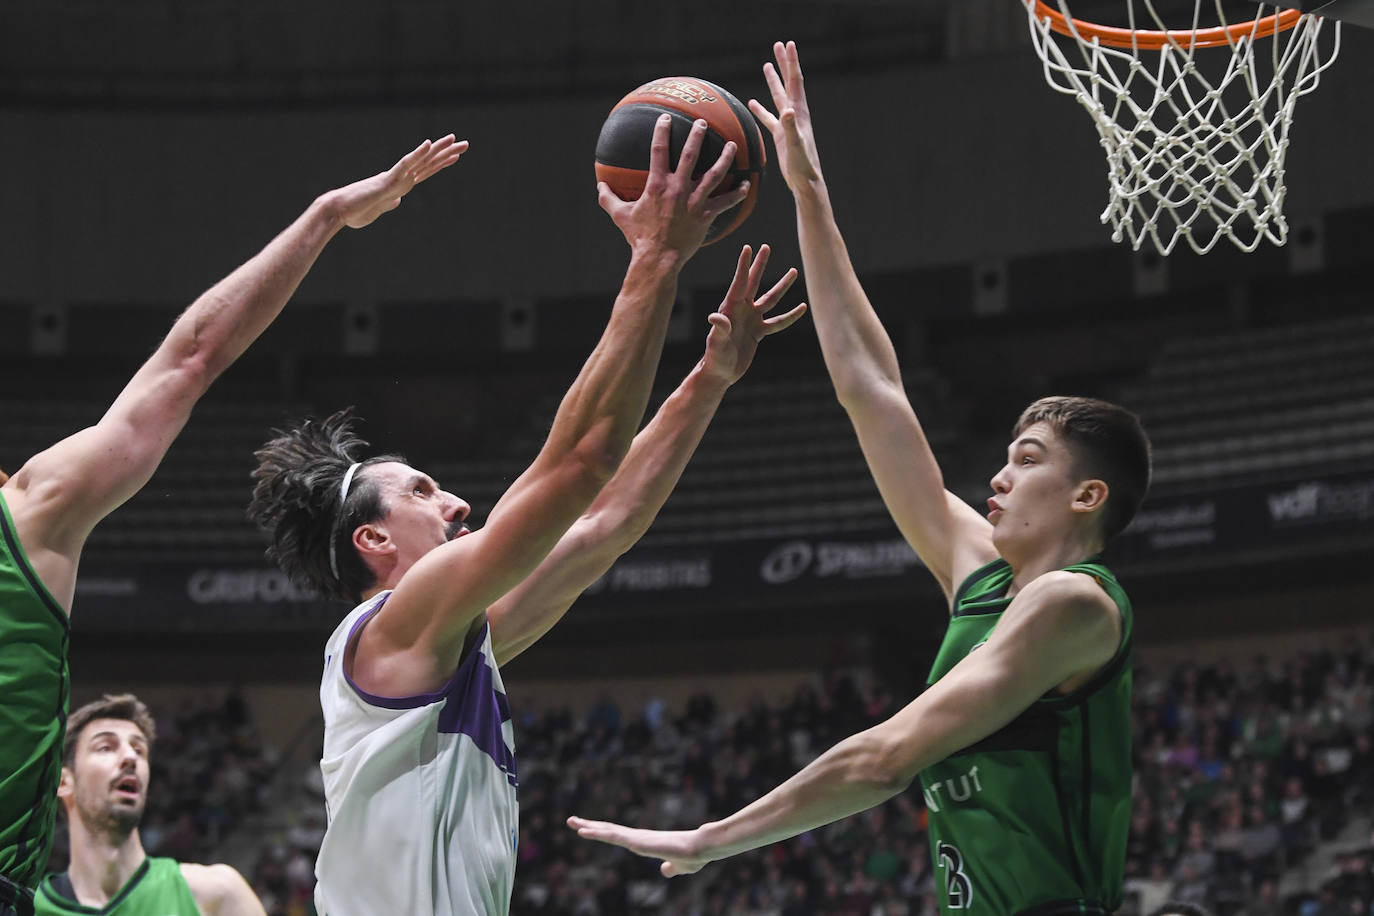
[247,408,401,603]
[1013,395,1152,541]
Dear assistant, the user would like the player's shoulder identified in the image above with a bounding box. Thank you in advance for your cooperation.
[1017,569,1120,628]
[179,862,256,906]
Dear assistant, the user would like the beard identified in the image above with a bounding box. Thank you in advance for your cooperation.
[78,797,144,841]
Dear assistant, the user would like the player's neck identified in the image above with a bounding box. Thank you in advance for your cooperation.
[66,818,147,907]
[1005,535,1101,596]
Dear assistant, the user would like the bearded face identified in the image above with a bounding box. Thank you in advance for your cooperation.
[60,718,151,839]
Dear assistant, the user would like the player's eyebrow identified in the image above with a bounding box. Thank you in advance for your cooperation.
[1008,436,1047,458]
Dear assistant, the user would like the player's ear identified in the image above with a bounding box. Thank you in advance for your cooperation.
[57,766,75,801]
[353,522,394,559]
[1072,479,1108,515]
[0,467,9,486]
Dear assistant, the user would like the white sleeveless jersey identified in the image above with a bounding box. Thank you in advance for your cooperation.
[315,593,519,916]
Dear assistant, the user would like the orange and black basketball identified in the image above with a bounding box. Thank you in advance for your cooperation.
[595,77,766,245]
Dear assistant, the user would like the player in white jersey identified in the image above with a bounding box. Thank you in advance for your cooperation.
[247,116,806,916]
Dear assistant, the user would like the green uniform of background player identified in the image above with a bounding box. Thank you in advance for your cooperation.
[0,136,465,916]
[36,859,201,916]
[34,694,264,916]
[566,42,1153,916]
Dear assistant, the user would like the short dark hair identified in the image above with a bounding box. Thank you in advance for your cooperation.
[247,408,401,603]
[1013,396,1152,540]
[65,694,156,768]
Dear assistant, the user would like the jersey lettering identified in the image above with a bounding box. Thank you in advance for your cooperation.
[938,841,974,910]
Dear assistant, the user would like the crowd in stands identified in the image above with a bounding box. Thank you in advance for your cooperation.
[50,639,1374,916]
[489,643,1374,916]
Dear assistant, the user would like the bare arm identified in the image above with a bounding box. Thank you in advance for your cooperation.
[569,570,1121,875]
[360,118,753,690]
[486,244,807,665]
[181,863,268,916]
[748,42,996,602]
[2,137,465,612]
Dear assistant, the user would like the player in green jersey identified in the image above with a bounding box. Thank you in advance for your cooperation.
[567,42,1152,916]
[34,694,264,916]
[0,136,465,916]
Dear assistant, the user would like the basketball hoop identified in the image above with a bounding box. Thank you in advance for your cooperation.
[1023,0,1342,255]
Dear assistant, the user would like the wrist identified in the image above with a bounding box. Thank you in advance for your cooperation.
[792,177,831,214]
[694,820,728,862]
[688,360,735,396]
[308,193,348,234]
[627,242,689,276]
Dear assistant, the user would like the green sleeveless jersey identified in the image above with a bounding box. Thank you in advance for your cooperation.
[35,858,201,915]
[919,557,1132,916]
[0,491,70,893]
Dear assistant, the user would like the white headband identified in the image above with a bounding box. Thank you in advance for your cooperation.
[328,461,363,581]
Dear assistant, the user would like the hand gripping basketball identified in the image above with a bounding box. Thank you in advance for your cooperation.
[595,76,767,245]
[597,114,748,257]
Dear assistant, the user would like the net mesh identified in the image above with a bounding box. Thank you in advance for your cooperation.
[1024,1,1342,254]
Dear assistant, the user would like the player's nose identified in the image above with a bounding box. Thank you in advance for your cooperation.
[444,492,470,521]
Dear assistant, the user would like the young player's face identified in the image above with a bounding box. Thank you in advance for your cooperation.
[986,422,1089,552]
[366,461,471,569]
[61,718,150,834]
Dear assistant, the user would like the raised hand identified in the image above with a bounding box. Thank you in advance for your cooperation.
[599,115,750,258]
[567,816,714,878]
[322,135,468,230]
[748,41,824,192]
[700,243,807,387]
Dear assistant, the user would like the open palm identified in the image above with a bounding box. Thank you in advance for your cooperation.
[700,243,807,387]
[327,135,468,229]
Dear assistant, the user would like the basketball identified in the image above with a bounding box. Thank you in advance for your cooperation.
[594,77,766,245]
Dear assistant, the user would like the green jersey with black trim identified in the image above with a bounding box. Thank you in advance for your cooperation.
[918,557,1132,916]
[35,858,201,915]
[0,491,70,893]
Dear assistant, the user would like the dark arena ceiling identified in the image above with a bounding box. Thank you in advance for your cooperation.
[1,0,954,108]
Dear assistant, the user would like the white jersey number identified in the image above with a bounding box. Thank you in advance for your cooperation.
[937,841,974,910]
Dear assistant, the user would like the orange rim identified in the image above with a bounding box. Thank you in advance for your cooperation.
[1030,1,1304,49]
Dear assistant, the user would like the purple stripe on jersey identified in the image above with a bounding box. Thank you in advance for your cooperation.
[436,641,518,789]
[343,599,518,788]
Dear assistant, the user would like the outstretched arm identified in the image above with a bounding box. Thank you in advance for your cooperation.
[569,571,1121,875]
[486,244,807,666]
[359,118,754,692]
[749,42,996,602]
[2,137,465,612]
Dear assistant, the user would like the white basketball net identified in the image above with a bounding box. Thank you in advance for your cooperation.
[1024,1,1342,255]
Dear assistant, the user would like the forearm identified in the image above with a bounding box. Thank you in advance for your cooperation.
[160,197,343,383]
[699,727,911,860]
[792,182,905,402]
[540,250,682,474]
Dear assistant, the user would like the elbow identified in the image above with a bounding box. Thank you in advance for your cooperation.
[168,352,218,401]
[569,429,630,486]
[851,733,917,797]
[558,442,622,502]
[577,508,641,559]
[832,372,901,416]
